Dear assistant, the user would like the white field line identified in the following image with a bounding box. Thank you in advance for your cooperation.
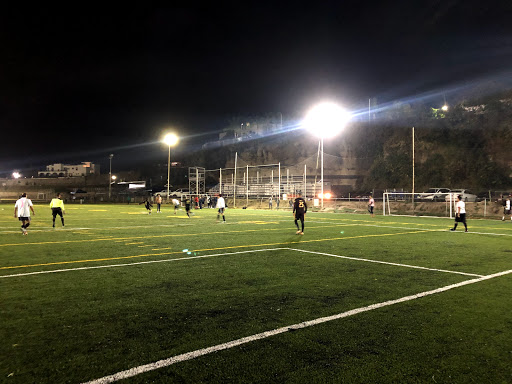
[82,268,512,384]
[292,249,484,277]
[308,221,445,231]
[0,248,289,279]
[444,230,512,236]
[1,244,484,279]
[306,221,512,237]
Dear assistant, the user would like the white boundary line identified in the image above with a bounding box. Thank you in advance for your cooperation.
[0,248,289,279]
[292,249,484,277]
[0,223,197,234]
[306,221,512,236]
[82,268,512,384]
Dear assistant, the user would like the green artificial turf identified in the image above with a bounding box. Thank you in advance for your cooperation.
[1,203,511,383]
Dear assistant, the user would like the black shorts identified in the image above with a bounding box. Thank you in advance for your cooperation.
[52,208,63,218]
[185,204,191,211]
[218,208,225,214]
[18,216,30,221]
[504,209,511,215]
[294,212,305,221]
[455,213,466,223]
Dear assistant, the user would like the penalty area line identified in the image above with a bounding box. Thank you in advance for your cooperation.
[292,248,484,277]
[0,248,289,279]
[82,268,512,384]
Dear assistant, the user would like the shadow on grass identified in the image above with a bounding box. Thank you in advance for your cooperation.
[286,234,304,244]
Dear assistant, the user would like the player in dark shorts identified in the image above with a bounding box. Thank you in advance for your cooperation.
[293,192,308,235]
[50,193,65,227]
[139,198,153,214]
[184,197,191,218]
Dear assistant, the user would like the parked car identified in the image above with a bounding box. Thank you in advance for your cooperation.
[445,189,477,202]
[419,188,451,201]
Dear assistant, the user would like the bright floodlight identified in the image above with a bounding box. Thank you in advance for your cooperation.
[163,133,179,147]
[12,172,21,179]
[303,102,350,138]
[441,104,448,111]
[111,175,117,180]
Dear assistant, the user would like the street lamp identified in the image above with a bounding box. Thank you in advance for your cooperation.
[12,172,21,179]
[108,154,114,200]
[162,133,179,202]
[303,102,350,209]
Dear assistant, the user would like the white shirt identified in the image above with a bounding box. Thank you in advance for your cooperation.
[216,197,226,209]
[369,197,375,207]
[172,199,180,206]
[15,197,33,217]
[506,200,511,210]
[456,200,466,214]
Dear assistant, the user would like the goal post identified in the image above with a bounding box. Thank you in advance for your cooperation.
[383,192,454,218]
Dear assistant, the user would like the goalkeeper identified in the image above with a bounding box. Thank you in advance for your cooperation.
[50,193,65,227]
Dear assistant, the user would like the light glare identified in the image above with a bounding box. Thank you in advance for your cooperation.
[163,133,179,147]
[303,102,350,138]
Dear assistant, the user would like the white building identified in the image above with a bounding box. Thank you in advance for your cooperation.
[38,162,100,177]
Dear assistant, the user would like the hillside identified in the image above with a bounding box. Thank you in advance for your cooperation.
[181,90,512,194]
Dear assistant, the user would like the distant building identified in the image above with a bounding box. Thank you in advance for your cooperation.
[38,162,100,177]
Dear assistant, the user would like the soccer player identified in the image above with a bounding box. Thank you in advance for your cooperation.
[155,193,163,213]
[14,193,35,235]
[502,196,511,221]
[293,192,307,235]
[216,193,226,222]
[184,196,192,218]
[368,194,375,218]
[139,198,153,214]
[172,198,181,214]
[450,195,468,232]
[50,193,65,227]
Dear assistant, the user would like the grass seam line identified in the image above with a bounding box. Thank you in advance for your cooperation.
[81,268,512,384]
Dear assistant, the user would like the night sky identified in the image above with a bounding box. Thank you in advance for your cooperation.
[2,1,511,173]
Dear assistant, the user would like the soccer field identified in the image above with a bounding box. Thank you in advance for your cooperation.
[1,203,512,383]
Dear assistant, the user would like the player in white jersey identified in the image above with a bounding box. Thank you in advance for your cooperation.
[216,194,226,222]
[450,195,468,232]
[172,198,181,214]
[14,193,35,235]
[502,196,511,221]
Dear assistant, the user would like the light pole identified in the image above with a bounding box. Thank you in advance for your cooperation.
[162,133,179,202]
[303,102,350,209]
[108,154,114,200]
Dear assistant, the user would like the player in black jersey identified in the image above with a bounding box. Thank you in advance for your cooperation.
[184,196,192,218]
[139,198,153,214]
[293,192,307,235]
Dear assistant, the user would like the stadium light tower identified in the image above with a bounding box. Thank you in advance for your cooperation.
[303,102,351,208]
[108,154,114,200]
[162,133,179,202]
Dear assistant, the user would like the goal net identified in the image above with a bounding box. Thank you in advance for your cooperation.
[383,192,455,218]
